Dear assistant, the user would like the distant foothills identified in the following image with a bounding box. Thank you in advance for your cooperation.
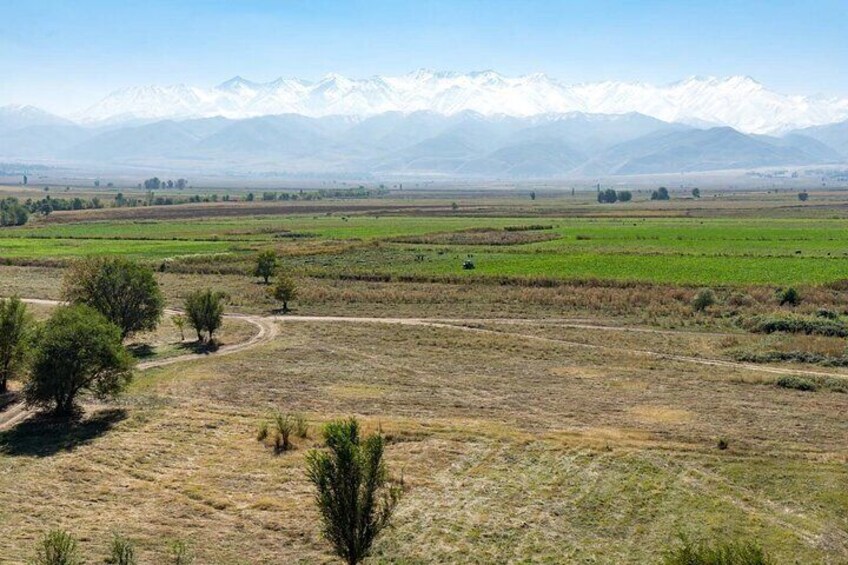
[1,71,847,178]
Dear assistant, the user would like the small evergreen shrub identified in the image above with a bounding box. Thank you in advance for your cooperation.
[106,534,137,565]
[273,412,295,453]
[32,530,82,565]
[257,420,269,442]
[293,413,309,438]
[777,287,801,307]
[169,540,193,565]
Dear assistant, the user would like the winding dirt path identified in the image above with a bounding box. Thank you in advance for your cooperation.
[0,300,277,431]
[3,298,847,432]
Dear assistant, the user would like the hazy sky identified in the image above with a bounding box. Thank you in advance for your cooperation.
[2,0,847,114]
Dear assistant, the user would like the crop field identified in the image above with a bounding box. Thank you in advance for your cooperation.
[5,211,848,284]
[1,189,848,563]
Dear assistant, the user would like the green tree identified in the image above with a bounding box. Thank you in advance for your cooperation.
[184,289,226,343]
[253,250,278,284]
[798,191,809,202]
[271,274,298,313]
[692,187,701,198]
[62,257,164,339]
[0,296,31,393]
[24,305,134,417]
[306,418,400,565]
[652,186,670,200]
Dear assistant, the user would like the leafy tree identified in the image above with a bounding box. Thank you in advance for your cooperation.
[184,289,226,343]
[0,296,31,393]
[62,257,164,339]
[0,197,30,226]
[143,177,161,190]
[271,274,298,313]
[692,187,701,198]
[652,186,670,200]
[306,418,400,565]
[32,529,82,565]
[798,191,809,202]
[617,190,633,202]
[597,189,618,204]
[253,250,278,284]
[24,305,134,417]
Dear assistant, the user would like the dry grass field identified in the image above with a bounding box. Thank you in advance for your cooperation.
[1,189,848,563]
[1,319,846,562]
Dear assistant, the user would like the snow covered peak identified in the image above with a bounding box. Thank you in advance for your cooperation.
[76,71,848,133]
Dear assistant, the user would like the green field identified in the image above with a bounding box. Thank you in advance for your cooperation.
[5,215,848,285]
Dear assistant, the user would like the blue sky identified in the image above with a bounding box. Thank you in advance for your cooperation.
[2,0,846,114]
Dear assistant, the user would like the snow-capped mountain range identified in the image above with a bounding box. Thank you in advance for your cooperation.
[75,70,848,134]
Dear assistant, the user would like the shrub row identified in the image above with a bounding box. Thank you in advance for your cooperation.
[740,315,848,337]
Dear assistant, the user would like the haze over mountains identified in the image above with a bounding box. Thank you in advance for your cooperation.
[2,71,848,178]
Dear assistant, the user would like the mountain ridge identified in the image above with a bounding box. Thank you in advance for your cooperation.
[58,70,848,134]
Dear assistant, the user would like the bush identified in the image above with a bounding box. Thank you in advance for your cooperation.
[775,375,817,392]
[32,529,82,565]
[306,418,400,565]
[617,190,633,202]
[0,296,31,393]
[815,308,839,320]
[462,259,475,270]
[742,314,847,337]
[106,534,137,565]
[257,420,269,442]
[184,289,226,343]
[169,540,193,565]
[691,289,716,313]
[63,257,164,339]
[294,413,309,438]
[798,192,809,202]
[25,305,134,417]
[663,536,772,565]
[777,287,801,307]
[717,438,729,450]
[273,411,295,453]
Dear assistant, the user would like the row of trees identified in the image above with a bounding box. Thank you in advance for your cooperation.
[254,250,298,312]
[141,177,188,190]
[597,189,633,204]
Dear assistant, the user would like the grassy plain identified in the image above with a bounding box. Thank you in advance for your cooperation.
[1,188,847,563]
